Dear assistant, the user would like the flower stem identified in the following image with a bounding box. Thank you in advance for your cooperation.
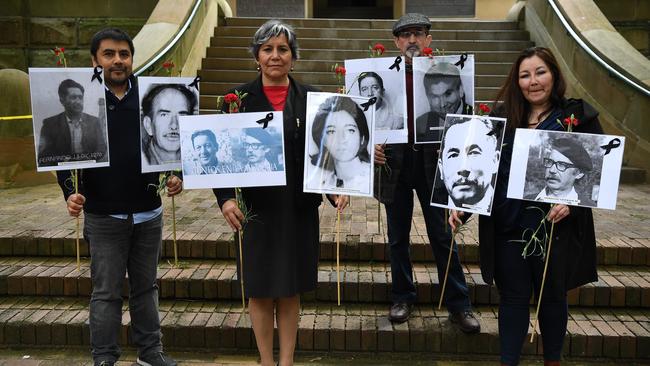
[336,208,341,306]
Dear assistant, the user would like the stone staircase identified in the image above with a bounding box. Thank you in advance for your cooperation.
[0,17,649,362]
[0,180,650,361]
[198,17,533,113]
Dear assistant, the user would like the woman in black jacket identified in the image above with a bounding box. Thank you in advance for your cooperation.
[213,20,346,366]
[450,47,603,366]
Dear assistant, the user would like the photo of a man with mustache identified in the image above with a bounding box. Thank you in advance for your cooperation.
[432,115,503,214]
[525,136,595,206]
[140,83,197,169]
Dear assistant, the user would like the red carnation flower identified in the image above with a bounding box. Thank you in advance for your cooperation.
[372,43,385,56]
[162,61,175,69]
[59,47,65,53]
[564,116,579,127]
[56,59,62,66]
[224,93,239,104]
[422,47,434,56]
[53,48,60,56]
[478,103,491,115]
[335,66,346,76]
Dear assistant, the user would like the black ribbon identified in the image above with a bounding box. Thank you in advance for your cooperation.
[454,53,468,69]
[256,112,274,128]
[389,56,402,72]
[360,97,377,111]
[600,138,621,155]
[188,76,201,90]
[91,66,103,84]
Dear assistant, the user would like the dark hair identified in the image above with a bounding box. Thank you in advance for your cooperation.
[423,74,462,96]
[58,79,84,99]
[494,46,567,132]
[191,129,218,151]
[250,20,299,60]
[358,72,384,92]
[90,28,135,57]
[442,115,500,146]
[141,84,197,118]
[310,96,370,170]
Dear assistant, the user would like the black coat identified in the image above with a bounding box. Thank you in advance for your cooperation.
[39,112,107,166]
[478,98,603,293]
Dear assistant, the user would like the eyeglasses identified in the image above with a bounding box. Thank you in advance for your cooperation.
[543,158,575,172]
[398,30,427,39]
[243,142,264,151]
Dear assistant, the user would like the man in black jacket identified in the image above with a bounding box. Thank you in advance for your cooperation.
[374,13,479,333]
[59,28,179,366]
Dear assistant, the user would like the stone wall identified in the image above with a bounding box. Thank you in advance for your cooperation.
[0,0,157,71]
[406,0,475,17]
[236,0,304,18]
[594,0,650,58]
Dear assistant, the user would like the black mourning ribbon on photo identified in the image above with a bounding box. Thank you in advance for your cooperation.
[256,112,274,129]
[600,138,621,155]
[360,97,377,111]
[91,66,103,84]
[188,76,201,90]
[389,56,402,71]
[336,178,344,188]
[455,53,468,70]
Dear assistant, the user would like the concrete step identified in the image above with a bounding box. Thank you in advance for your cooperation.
[196,69,506,87]
[199,82,500,99]
[213,27,531,41]
[224,17,521,31]
[0,295,648,359]
[209,38,535,52]
[1,257,650,308]
[205,47,522,62]
[621,166,647,184]
[201,58,515,74]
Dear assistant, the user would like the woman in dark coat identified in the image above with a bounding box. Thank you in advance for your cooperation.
[450,47,603,366]
[213,20,347,366]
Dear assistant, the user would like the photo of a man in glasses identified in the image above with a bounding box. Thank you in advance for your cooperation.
[524,136,596,206]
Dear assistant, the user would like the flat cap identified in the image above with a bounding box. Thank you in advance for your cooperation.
[244,127,274,145]
[425,61,460,77]
[392,13,431,36]
[551,137,592,171]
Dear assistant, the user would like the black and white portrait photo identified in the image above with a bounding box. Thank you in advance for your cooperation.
[303,92,375,197]
[29,68,109,171]
[179,112,286,189]
[412,54,475,144]
[430,114,506,215]
[507,129,625,209]
[138,77,200,173]
[345,57,407,144]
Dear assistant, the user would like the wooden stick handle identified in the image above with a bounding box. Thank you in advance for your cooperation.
[171,195,178,267]
[530,220,556,343]
[438,231,456,310]
[336,209,341,306]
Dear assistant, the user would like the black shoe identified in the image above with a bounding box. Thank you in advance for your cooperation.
[449,310,481,334]
[388,302,412,323]
[95,361,115,366]
[137,352,177,366]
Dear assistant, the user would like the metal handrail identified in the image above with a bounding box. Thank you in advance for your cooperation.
[547,0,650,97]
[134,0,204,76]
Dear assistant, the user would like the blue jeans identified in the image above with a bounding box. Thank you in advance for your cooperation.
[83,212,163,363]
[494,233,567,365]
[385,147,471,312]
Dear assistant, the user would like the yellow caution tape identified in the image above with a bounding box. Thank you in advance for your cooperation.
[0,115,32,121]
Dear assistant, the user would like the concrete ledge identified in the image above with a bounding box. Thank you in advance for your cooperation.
[522,0,650,172]
[133,0,233,77]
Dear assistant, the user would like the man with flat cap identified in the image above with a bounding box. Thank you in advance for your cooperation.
[416,61,471,143]
[527,136,595,206]
[373,13,480,333]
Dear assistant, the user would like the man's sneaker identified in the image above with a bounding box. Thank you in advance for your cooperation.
[136,352,177,366]
[448,310,481,334]
[388,302,413,323]
[95,361,115,366]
